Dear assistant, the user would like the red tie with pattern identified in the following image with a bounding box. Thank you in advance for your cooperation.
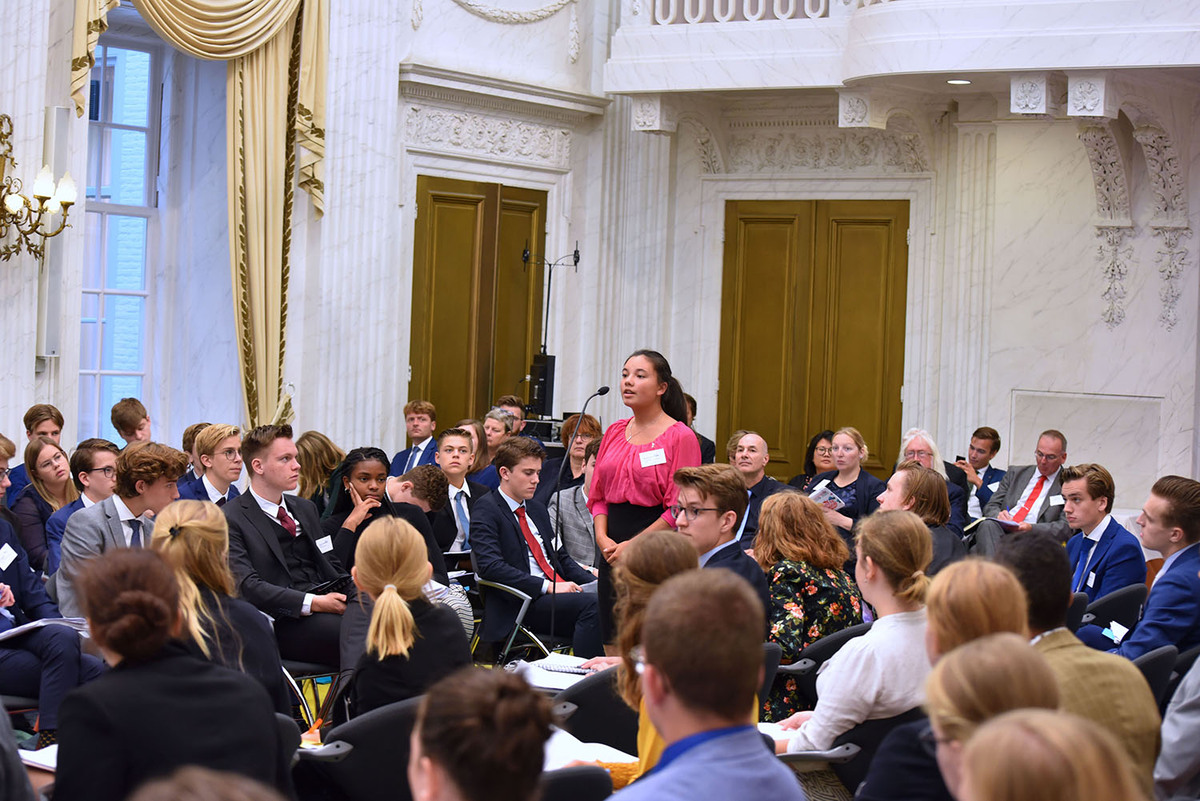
[277,505,298,537]
[1011,474,1047,523]
[515,506,558,582]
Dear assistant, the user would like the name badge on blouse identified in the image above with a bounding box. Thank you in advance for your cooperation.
[640,448,667,468]
[315,535,334,554]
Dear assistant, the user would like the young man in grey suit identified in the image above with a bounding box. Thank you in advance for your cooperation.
[56,441,189,616]
[547,439,601,573]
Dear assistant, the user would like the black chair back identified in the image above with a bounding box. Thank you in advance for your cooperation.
[1163,644,1200,713]
[830,708,927,793]
[760,642,782,706]
[276,713,302,768]
[1065,592,1089,632]
[553,667,639,756]
[778,621,873,708]
[540,765,614,801]
[307,695,424,801]
[1134,645,1179,708]
[1081,583,1148,631]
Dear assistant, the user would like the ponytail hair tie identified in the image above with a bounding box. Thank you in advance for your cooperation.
[383,584,397,593]
[910,570,925,580]
[169,525,182,539]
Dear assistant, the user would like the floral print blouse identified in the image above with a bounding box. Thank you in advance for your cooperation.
[762,559,863,721]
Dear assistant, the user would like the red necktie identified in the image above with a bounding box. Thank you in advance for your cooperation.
[515,506,558,582]
[1012,474,1047,523]
[277,505,298,537]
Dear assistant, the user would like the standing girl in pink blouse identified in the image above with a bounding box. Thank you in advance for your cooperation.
[588,350,702,646]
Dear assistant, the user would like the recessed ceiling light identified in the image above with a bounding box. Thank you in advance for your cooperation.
[947,79,972,85]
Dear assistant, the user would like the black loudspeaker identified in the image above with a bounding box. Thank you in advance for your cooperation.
[529,353,556,417]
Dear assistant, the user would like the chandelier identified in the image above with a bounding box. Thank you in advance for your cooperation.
[0,114,77,262]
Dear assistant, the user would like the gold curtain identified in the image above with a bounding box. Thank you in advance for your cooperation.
[70,0,122,118]
[110,0,327,426]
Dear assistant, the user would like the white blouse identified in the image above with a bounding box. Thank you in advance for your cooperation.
[786,608,931,753]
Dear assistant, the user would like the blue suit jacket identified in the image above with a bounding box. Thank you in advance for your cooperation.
[1113,544,1200,659]
[703,542,771,629]
[0,519,60,631]
[972,465,1007,511]
[3,464,28,507]
[1066,517,1147,603]
[470,489,594,642]
[44,497,85,576]
[388,440,438,477]
[176,475,241,504]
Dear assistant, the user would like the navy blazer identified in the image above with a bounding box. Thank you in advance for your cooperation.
[470,489,594,643]
[1112,544,1200,659]
[0,519,60,631]
[388,440,438,477]
[3,464,28,507]
[43,497,85,576]
[972,465,1007,511]
[703,542,771,625]
[9,484,54,573]
[1066,517,1147,603]
[176,475,242,504]
[739,476,793,546]
[809,469,887,529]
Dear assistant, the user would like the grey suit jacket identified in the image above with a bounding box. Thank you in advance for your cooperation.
[547,485,599,570]
[1157,654,1200,800]
[982,464,1068,540]
[56,496,153,617]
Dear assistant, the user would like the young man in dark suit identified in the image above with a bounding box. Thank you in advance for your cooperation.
[955,426,1006,520]
[44,438,120,576]
[470,436,602,657]
[389,400,439,476]
[671,463,771,620]
[1059,462,1145,602]
[1078,475,1200,659]
[224,424,349,667]
[4,404,64,505]
[431,427,488,553]
[177,424,242,506]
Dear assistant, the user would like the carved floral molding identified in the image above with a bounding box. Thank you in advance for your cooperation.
[725,128,929,173]
[404,105,571,169]
[1154,227,1192,331]
[1095,226,1132,329]
[413,0,580,62]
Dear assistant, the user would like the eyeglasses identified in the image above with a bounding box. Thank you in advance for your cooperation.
[1034,450,1063,462]
[904,450,932,461]
[667,504,721,522]
[218,448,242,461]
[814,447,833,456]
[0,468,8,482]
[917,723,955,758]
[37,451,66,471]
[80,466,116,478]
[629,644,647,676]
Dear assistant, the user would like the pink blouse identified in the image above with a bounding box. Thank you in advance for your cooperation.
[587,419,703,527]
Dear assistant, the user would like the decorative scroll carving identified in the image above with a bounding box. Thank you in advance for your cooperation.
[1078,123,1130,222]
[568,4,580,62]
[680,118,724,174]
[1153,226,1192,331]
[404,106,571,168]
[1133,125,1188,223]
[1095,226,1132,328]
[726,128,929,173]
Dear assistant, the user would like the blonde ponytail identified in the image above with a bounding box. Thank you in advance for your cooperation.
[354,517,430,659]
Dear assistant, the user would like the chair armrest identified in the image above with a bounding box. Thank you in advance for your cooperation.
[775,658,817,676]
[296,740,354,763]
[477,578,534,602]
[1080,613,1097,627]
[777,743,861,765]
[552,701,579,722]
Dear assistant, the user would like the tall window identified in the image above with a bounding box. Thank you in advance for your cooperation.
[81,42,159,442]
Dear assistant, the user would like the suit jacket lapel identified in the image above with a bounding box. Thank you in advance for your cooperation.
[103,499,125,550]
[1086,519,1118,573]
[242,496,290,571]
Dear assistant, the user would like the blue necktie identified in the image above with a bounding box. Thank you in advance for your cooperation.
[1073,540,1096,592]
[404,444,421,474]
[454,492,471,548]
[129,519,143,549]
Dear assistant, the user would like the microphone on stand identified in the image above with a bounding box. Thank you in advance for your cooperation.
[549,385,610,641]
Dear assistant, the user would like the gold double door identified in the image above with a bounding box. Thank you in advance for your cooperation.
[408,176,547,427]
[718,199,909,480]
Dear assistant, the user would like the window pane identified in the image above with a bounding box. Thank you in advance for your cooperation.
[108,48,151,128]
[80,293,101,371]
[107,128,147,205]
[78,375,98,440]
[86,126,104,200]
[100,375,142,443]
[91,46,112,124]
[83,213,103,289]
[101,295,145,371]
[104,216,146,291]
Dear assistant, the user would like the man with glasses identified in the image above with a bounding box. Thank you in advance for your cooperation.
[178,424,242,506]
[672,464,770,621]
[971,429,1069,555]
[896,428,969,536]
[43,438,121,576]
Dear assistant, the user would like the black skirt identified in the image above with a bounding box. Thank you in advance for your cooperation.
[597,502,666,642]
